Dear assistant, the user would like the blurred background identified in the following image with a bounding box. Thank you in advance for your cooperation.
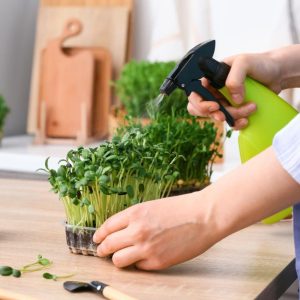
[0,0,299,179]
[0,0,299,136]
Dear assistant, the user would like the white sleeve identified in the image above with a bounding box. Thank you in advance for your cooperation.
[273,113,300,184]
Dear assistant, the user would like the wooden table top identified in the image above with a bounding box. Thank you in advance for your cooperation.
[0,178,295,300]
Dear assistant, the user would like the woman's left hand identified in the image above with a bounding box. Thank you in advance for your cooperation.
[93,193,218,270]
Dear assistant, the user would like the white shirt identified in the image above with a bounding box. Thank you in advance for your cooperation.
[273,113,300,184]
[273,113,300,280]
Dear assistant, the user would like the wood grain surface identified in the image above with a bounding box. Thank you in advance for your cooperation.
[28,5,129,134]
[39,19,95,138]
[37,18,112,140]
[67,47,112,139]
[40,0,134,61]
[0,178,295,300]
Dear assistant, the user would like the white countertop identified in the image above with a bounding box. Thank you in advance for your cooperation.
[0,132,241,181]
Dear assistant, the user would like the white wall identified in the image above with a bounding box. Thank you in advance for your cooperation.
[133,0,294,60]
[0,0,38,136]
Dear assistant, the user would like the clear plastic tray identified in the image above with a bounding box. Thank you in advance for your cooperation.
[65,224,98,256]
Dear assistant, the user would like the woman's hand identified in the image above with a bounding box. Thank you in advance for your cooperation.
[93,146,300,271]
[93,193,219,270]
[187,52,282,130]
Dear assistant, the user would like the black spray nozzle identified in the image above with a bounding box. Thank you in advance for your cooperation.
[159,40,235,127]
[198,57,231,89]
[160,78,177,95]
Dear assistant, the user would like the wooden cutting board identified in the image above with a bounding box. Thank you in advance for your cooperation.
[28,6,129,134]
[65,47,112,138]
[38,19,95,138]
[40,0,134,62]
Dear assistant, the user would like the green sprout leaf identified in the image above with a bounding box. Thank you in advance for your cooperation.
[38,257,51,266]
[21,255,53,273]
[131,199,139,205]
[138,183,144,193]
[82,198,90,206]
[126,185,134,198]
[226,129,233,138]
[43,272,56,280]
[88,204,95,214]
[72,198,80,205]
[12,269,21,278]
[45,157,50,170]
[0,255,52,278]
[0,266,13,276]
[43,272,74,281]
[99,175,109,184]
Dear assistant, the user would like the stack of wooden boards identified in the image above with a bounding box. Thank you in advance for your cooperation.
[29,0,134,144]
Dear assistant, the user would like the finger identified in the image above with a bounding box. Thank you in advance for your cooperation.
[233,118,249,130]
[223,56,249,104]
[96,228,134,257]
[209,102,256,125]
[226,102,256,120]
[187,102,199,116]
[201,78,224,99]
[187,101,220,117]
[188,91,202,103]
[209,110,225,122]
[188,95,220,117]
[93,211,129,244]
[135,259,150,270]
[135,258,165,271]
[112,246,143,268]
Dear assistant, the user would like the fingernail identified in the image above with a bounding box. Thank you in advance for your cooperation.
[231,93,243,104]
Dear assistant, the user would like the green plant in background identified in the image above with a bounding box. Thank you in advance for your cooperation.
[114,60,188,117]
[116,114,222,188]
[0,95,9,132]
[41,128,180,228]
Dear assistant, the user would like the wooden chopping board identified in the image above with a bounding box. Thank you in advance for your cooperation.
[40,0,134,62]
[38,19,95,138]
[65,47,112,138]
[28,6,129,134]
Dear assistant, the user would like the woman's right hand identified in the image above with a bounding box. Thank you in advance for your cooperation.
[187,51,283,130]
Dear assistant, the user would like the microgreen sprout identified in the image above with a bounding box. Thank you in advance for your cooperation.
[0,266,13,276]
[43,272,75,281]
[0,255,52,278]
[116,113,222,188]
[42,128,180,228]
[20,255,52,273]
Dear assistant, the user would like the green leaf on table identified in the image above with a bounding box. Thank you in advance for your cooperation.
[0,266,13,276]
[12,269,21,278]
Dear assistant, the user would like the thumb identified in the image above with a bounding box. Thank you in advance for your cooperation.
[223,56,248,104]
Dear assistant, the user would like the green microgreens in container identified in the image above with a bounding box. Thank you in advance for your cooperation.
[116,113,222,188]
[41,128,180,228]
